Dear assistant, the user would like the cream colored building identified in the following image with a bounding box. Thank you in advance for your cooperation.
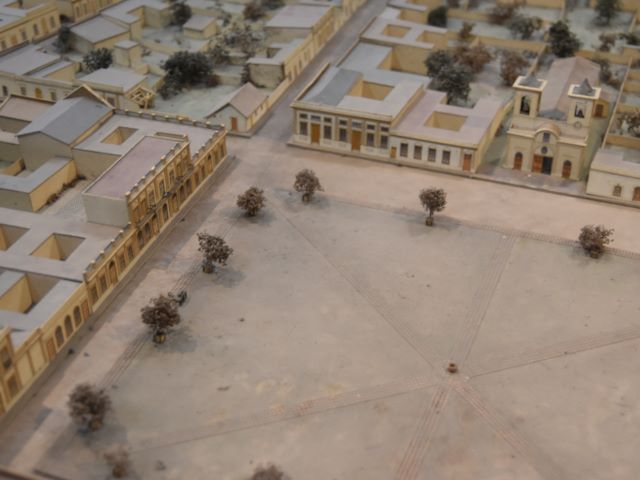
[206,82,269,133]
[505,57,610,180]
[586,148,640,202]
[0,86,228,419]
[290,40,505,173]
[0,0,59,53]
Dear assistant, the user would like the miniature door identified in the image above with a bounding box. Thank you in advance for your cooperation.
[311,124,320,144]
[351,130,361,151]
[532,155,543,173]
[462,154,472,171]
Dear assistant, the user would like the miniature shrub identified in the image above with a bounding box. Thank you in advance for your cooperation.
[83,48,112,73]
[427,6,448,28]
[237,187,266,216]
[68,383,111,432]
[578,225,613,258]
[294,169,323,203]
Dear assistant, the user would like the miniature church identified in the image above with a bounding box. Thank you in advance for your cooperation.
[504,57,609,181]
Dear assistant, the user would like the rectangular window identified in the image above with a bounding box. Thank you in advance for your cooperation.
[366,133,375,147]
[323,117,331,123]
[400,143,408,157]
[49,16,56,28]
[127,245,135,261]
[380,125,389,133]
[339,128,347,142]
[310,115,321,122]
[33,24,39,35]
[380,135,388,149]
[90,286,99,303]
[413,145,422,160]
[323,125,332,139]
[428,148,436,162]
[50,91,57,101]
[352,121,362,130]
[159,180,165,195]
[299,113,307,119]
[20,86,26,96]
[338,118,347,126]
[367,124,376,131]
[442,150,451,165]
[299,121,308,136]
[20,30,27,41]
[148,190,155,205]
[542,132,550,143]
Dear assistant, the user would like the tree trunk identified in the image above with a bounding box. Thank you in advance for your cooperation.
[425,213,434,226]
[302,192,311,203]
[202,261,214,274]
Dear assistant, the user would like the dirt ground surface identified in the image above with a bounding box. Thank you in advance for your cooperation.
[2,1,640,479]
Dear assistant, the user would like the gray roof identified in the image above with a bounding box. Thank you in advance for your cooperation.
[18,96,111,144]
[519,74,543,88]
[80,67,145,91]
[574,78,595,96]
[540,57,600,120]
[71,16,128,43]
[207,82,268,118]
[265,4,331,29]
[303,67,360,106]
[0,45,59,75]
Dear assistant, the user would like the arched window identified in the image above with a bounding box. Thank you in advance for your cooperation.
[162,204,169,221]
[562,160,572,179]
[64,315,73,337]
[513,152,523,170]
[634,187,640,202]
[137,230,145,249]
[73,306,82,327]
[1,86,7,97]
[613,185,622,197]
[34,87,43,99]
[55,326,65,349]
[520,95,530,115]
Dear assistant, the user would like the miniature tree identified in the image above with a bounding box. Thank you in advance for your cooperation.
[595,0,620,26]
[458,22,474,42]
[104,446,131,478]
[597,33,617,52]
[68,383,111,432]
[244,2,265,21]
[170,0,192,29]
[507,15,542,40]
[209,42,230,65]
[427,6,448,28]
[499,50,529,86]
[431,63,473,104]
[424,50,454,75]
[548,21,581,58]
[488,1,520,25]
[55,25,72,53]
[141,294,181,344]
[250,465,287,480]
[578,225,613,258]
[620,108,640,137]
[222,22,264,55]
[294,169,323,203]
[197,233,233,273]
[453,43,492,74]
[237,187,266,216]
[620,32,640,46]
[83,48,112,73]
[419,188,447,227]
[159,51,213,98]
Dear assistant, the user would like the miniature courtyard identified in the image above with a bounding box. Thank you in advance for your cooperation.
[2,127,640,478]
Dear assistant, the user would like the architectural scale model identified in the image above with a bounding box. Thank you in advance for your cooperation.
[0,0,639,478]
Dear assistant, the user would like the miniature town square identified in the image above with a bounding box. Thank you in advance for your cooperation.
[0,0,639,478]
